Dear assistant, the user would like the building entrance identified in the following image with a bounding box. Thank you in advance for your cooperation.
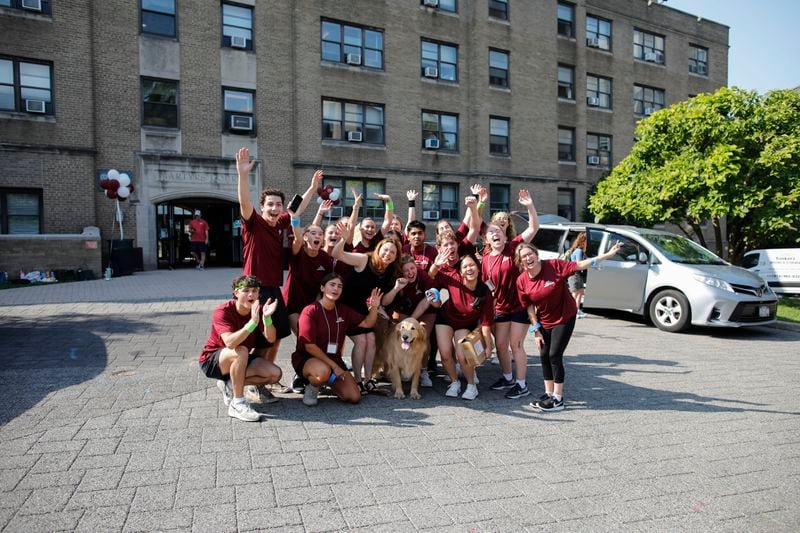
[155,199,242,269]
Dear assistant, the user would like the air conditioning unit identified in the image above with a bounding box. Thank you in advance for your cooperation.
[423,0,439,7]
[329,206,345,218]
[586,37,600,48]
[346,53,362,65]
[21,0,42,11]
[644,51,657,62]
[230,115,254,131]
[643,106,655,116]
[587,155,601,165]
[424,66,439,78]
[655,51,664,63]
[423,210,440,220]
[347,131,363,142]
[25,99,46,113]
[424,138,440,150]
[230,35,247,49]
[587,96,600,107]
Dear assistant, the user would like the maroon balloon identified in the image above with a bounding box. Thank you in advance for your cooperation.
[100,178,111,190]
[316,186,326,196]
[320,190,330,201]
[324,184,334,193]
[106,179,120,192]
[106,189,118,199]
[332,199,341,206]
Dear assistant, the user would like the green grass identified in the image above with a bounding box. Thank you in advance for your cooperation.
[777,296,800,324]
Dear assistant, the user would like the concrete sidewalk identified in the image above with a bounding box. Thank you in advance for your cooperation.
[0,267,798,532]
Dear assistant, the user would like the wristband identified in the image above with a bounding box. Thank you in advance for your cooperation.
[327,372,338,385]
[262,315,273,327]
[291,218,301,227]
[408,200,415,208]
[244,320,258,333]
[528,322,541,334]
[477,201,485,210]
[386,201,394,210]
[591,258,598,268]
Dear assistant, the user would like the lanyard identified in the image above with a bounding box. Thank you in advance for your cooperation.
[487,251,505,292]
[319,302,340,352]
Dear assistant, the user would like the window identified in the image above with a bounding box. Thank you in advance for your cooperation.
[422,183,459,220]
[490,116,509,156]
[689,45,708,76]
[489,0,508,20]
[322,178,386,219]
[0,0,52,15]
[489,49,509,88]
[421,0,456,13]
[0,189,42,234]
[321,19,384,69]
[421,40,458,81]
[586,133,611,167]
[586,15,611,51]
[422,111,458,151]
[222,3,253,50]
[489,184,510,214]
[141,0,176,37]
[223,88,254,134]
[633,29,665,64]
[0,57,53,115]
[633,84,665,115]
[322,98,385,144]
[558,64,574,100]
[557,2,574,37]
[557,188,575,221]
[142,78,178,128]
[558,127,575,162]
[586,74,612,109]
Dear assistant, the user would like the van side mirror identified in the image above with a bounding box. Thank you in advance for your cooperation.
[638,252,648,264]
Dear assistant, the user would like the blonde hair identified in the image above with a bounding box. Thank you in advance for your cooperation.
[490,211,517,240]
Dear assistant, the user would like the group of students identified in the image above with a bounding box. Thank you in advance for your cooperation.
[199,147,621,421]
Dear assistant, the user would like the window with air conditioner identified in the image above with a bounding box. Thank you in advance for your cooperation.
[347,131,363,142]
[424,66,439,78]
[423,182,459,220]
[323,177,386,219]
[689,45,708,76]
[25,99,45,113]
[633,84,664,116]
[586,15,611,51]
[323,98,385,144]
[423,210,440,220]
[230,35,247,49]
[223,3,253,50]
[587,133,612,167]
[424,138,440,150]
[587,74,612,109]
[634,29,665,64]
[423,0,439,7]
[223,88,254,134]
[0,58,54,115]
[321,19,384,69]
[21,0,42,11]
[346,53,362,65]
[422,0,455,11]
[230,115,253,131]
[422,110,458,151]
[1,0,51,14]
[421,39,458,81]
[587,96,599,107]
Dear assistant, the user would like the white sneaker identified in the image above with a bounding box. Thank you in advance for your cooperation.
[490,355,500,365]
[419,371,433,388]
[228,400,260,422]
[245,384,279,404]
[445,381,461,398]
[303,384,319,406]
[462,384,479,401]
[216,379,232,406]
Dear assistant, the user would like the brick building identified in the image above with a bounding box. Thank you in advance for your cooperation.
[0,0,728,273]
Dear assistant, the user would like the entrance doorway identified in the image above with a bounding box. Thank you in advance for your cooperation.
[156,199,242,269]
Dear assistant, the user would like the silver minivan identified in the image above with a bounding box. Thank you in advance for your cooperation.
[531,224,778,332]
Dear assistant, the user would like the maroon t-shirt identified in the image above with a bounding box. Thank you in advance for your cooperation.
[393,270,435,316]
[353,229,384,254]
[282,248,334,314]
[402,243,438,272]
[199,300,258,362]
[434,268,494,330]
[241,211,290,288]
[292,302,364,362]
[481,235,524,315]
[516,259,578,328]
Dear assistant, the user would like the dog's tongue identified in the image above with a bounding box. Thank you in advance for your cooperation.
[401,341,410,351]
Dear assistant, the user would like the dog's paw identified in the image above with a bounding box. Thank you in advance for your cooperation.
[393,390,406,400]
[410,391,422,400]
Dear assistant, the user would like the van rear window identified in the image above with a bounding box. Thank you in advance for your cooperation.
[533,229,563,253]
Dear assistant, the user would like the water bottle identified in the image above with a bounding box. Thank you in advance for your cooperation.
[104,267,112,280]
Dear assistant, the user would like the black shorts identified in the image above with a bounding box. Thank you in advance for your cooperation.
[435,314,477,331]
[200,349,260,381]
[258,286,291,341]
[190,242,209,254]
[494,310,529,324]
[291,351,347,378]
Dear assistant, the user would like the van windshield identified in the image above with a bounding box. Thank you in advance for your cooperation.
[640,233,727,265]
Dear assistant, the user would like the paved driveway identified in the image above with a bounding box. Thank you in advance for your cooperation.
[0,268,798,531]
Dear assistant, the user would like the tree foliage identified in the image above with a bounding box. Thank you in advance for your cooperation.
[589,87,800,262]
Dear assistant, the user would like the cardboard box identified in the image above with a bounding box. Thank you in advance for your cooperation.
[460,327,487,367]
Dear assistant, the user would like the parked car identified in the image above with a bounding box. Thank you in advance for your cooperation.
[531,223,778,332]
[741,248,800,295]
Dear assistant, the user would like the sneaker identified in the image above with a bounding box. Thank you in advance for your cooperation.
[529,392,551,408]
[505,383,530,399]
[228,400,260,422]
[199,265,205,271]
[445,381,461,398]
[535,396,565,412]
[303,384,319,406]
[246,384,279,404]
[576,310,586,318]
[461,384,479,400]
[216,379,232,406]
[490,377,515,390]
[419,370,433,388]
[291,375,306,394]
[195,264,201,270]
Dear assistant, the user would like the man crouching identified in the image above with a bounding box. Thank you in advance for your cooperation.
[199,275,283,421]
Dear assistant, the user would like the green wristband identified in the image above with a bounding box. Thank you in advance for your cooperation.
[244,320,258,333]
[262,315,273,327]
[386,201,394,210]
[477,201,485,210]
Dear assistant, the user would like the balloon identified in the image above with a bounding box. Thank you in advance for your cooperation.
[316,186,326,196]
[332,199,341,206]
[325,184,334,193]
[107,180,119,192]
[105,189,118,199]
[316,196,323,204]
[320,190,330,201]
[118,173,131,187]
[329,188,341,201]
[107,169,120,181]
[117,186,130,198]
[100,179,111,190]
[128,183,135,193]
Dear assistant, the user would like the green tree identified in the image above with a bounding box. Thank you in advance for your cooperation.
[589,87,800,263]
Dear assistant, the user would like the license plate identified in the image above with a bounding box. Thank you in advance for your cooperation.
[759,305,770,317]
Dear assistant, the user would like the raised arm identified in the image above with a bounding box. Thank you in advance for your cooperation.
[406,190,418,228]
[464,196,481,244]
[289,214,304,255]
[374,193,394,232]
[332,221,369,271]
[236,147,256,221]
[518,189,540,242]
[575,241,622,270]
[357,288,383,329]
[381,277,409,306]
[291,169,324,217]
[312,199,333,227]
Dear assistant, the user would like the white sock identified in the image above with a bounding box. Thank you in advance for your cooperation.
[233,397,246,406]
[503,372,513,381]
[516,379,526,388]
[553,393,562,401]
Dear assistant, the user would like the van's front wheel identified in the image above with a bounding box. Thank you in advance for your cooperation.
[649,290,691,332]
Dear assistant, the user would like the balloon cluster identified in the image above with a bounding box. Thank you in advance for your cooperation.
[100,169,135,201]
[316,184,342,205]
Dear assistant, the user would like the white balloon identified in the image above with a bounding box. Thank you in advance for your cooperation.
[316,196,323,204]
[117,186,130,198]
[107,169,120,181]
[118,173,131,187]
[329,188,341,201]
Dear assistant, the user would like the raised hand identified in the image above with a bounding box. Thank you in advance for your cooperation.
[352,188,363,205]
[464,195,477,207]
[406,190,419,201]
[470,183,482,196]
[479,186,489,203]
[394,277,409,291]
[262,298,277,317]
[236,147,255,177]
[434,248,450,267]
[250,299,261,322]
[518,189,534,206]
[367,288,383,309]
[311,169,324,187]
[318,199,333,214]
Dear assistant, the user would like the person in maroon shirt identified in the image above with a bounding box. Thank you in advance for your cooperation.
[188,211,210,270]
[199,275,282,422]
[402,220,437,272]
[515,240,621,412]
[482,189,540,400]
[292,273,382,406]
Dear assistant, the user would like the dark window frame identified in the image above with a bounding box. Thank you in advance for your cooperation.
[421,110,459,152]
[422,182,460,221]
[222,86,255,135]
[141,76,179,129]
[586,14,612,51]
[489,48,510,88]
[633,28,665,64]
[322,177,386,219]
[0,0,52,15]
[586,132,612,168]
[633,84,665,116]
[489,115,510,156]
[0,55,55,115]
[420,0,457,13]
[321,97,385,145]
[420,38,458,81]
[557,188,576,221]
[689,44,708,76]
[557,2,575,37]
[557,63,575,100]
[586,74,612,109]
[140,0,177,38]
[0,187,43,235]
[488,0,508,20]
[221,2,254,51]
[489,183,511,215]
[320,18,385,70]
[558,126,575,162]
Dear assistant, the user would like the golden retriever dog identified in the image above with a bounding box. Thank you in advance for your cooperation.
[377,317,428,399]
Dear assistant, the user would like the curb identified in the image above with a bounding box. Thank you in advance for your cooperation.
[770,320,800,332]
